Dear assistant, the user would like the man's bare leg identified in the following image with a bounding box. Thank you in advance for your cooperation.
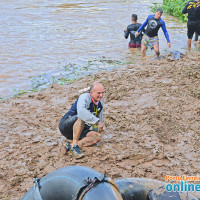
[141,44,147,58]
[72,118,85,147]
[187,39,192,53]
[154,44,160,57]
[78,131,101,147]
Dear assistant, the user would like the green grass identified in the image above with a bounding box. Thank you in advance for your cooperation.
[13,88,38,97]
[151,0,188,22]
[58,77,76,85]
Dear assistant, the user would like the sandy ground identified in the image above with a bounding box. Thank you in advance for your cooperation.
[0,52,200,199]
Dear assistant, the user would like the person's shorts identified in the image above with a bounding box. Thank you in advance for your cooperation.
[142,35,159,49]
[129,43,141,48]
[59,115,91,140]
[187,20,200,39]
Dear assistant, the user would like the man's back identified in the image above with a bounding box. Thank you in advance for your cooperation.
[126,23,143,41]
[182,1,200,21]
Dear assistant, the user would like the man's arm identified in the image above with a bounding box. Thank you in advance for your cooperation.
[77,93,99,125]
[138,23,145,36]
[135,15,151,38]
[124,26,130,39]
[182,1,189,14]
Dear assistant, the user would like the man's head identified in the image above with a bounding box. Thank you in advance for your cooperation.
[90,82,104,102]
[132,14,138,23]
[155,8,163,19]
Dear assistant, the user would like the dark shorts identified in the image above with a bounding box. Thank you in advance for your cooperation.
[59,115,91,140]
[194,32,199,41]
[187,21,200,39]
[129,43,141,48]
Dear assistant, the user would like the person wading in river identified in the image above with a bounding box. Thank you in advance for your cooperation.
[135,8,171,58]
[59,82,104,158]
[124,14,145,48]
[182,0,200,52]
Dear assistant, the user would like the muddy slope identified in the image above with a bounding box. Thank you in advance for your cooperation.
[0,53,200,199]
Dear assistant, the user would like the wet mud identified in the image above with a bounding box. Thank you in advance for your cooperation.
[0,52,200,199]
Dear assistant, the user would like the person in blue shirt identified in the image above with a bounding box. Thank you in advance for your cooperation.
[59,82,104,158]
[124,14,145,48]
[135,8,171,58]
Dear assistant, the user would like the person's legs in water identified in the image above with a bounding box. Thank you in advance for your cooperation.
[136,42,141,48]
[154,44,160,57]
[129,43,136,48]
[135,37,142,48]
[149,36,160,57]
[187,39,192,52]
[141,44,147,58]
[141,35,149,58]
[187,21,195,52]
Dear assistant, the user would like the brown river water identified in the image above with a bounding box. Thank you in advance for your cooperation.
[0,0,190,98]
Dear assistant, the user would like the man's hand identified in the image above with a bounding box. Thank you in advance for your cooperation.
[135,32,139,38]
[98,121,104,133]
[124,29,127,32]
[167,43,171,48]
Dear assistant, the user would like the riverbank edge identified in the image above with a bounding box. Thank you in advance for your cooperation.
[0,51,200,199]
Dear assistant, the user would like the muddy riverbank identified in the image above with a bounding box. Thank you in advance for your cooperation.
[0,52,200,199]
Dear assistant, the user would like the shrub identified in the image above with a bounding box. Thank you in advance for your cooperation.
[151,0,188,22]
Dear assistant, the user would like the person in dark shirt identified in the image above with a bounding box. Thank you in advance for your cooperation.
[135,8,171,58]
[124,14,145,48]
[59,82,104,158]
[182,0,200,52]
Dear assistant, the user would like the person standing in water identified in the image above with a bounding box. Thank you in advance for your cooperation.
[124,14,145,48]
[182,0,200,52]
[135,8,171,58]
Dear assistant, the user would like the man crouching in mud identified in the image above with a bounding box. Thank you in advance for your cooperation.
[59,82,104,158]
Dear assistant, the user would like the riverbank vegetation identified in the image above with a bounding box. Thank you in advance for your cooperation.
[151,0,188,22]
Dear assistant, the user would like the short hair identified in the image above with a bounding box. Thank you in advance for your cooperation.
[156,8,163,14]
[132,14,138,21]
[90,82,102,92]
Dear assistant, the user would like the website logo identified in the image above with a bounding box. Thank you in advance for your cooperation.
[165,175,200,192]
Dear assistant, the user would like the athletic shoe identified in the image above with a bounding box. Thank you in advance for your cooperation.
[64,141,71,152]
[71,145,84,158]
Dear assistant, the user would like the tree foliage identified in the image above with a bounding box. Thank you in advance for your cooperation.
[151,0,188,22]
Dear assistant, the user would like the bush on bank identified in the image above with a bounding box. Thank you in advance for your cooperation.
[151,0,188,22]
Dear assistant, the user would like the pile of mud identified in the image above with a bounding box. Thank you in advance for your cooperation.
[0,52,199,199]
